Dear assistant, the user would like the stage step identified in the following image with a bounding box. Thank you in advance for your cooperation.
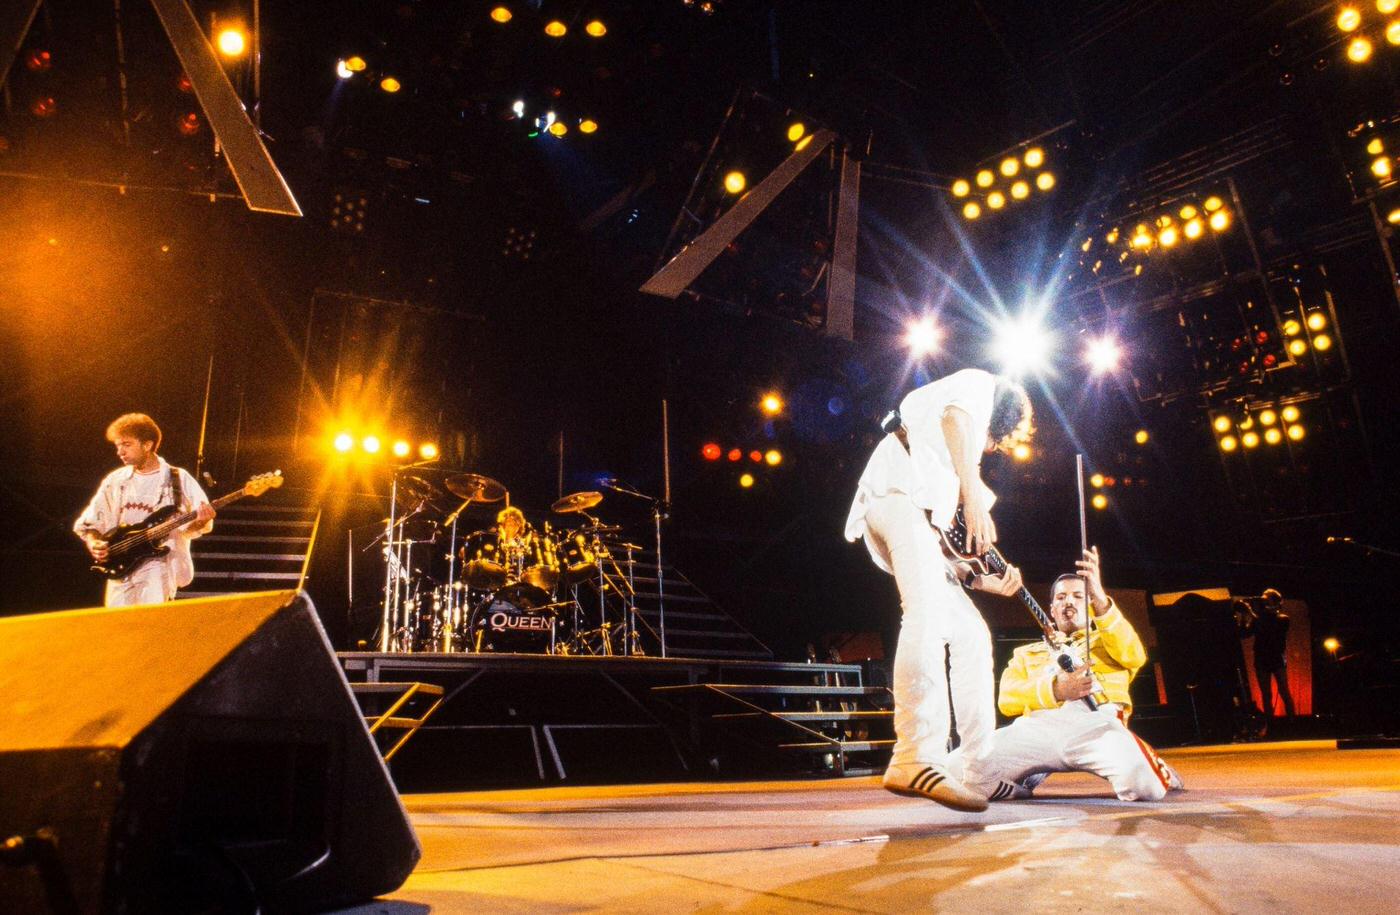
[184,493,320,597]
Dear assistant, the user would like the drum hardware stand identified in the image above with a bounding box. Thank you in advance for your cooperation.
[598,479,670,657]
[440,494,479,651]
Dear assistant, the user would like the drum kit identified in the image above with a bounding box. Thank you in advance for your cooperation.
[374,470,655,656]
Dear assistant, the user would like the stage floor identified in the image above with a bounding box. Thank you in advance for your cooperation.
[343,740,1399,913]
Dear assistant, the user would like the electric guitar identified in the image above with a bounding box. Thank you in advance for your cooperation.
[90,471,283,579]
[933,506,1098,709]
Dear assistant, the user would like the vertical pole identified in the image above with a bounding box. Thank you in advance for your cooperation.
[251,0,261,128]
[380,476,397,652]
[292,294,316,451]
[657,399,670,657]
[557,430,565,500]
[195,354,213,480]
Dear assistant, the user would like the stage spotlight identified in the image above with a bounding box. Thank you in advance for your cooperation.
[987,191,1006,209]
[549,121,568,136]
[336,59,354,79]
[1239,414,1254,430]
[1306,311,1328,331]
[1389,20,1400,44]
[380,76,402,93]
[951,179,970,197]
[787,122,806,142]
[739,472,755,489]
[585,19,607,37]
[904,316,943,356]
[1184,217,1204,239]
[1259,409,1278,426]
[1035,171,1056,191]
[1264,427,1283,445]
[1287,424,1305,441]
[362,435,382,454]
[579,119,598,134]
[1131,225,1153,250]
[1159,225,1179,247]
[727,448,742,462]
[1090,473,1105,488]
[1323,636,1340,654]
[1105,227,1120,245]
[344,56,367,72]
[392,440,411,458]
[1281,405,1300,423]
[1179,204,1198,220]
[1209,210,1231,231]
[991,313,1053,377]
[1312,333,1333,351]
[1369,137,1386,155]
[1091,493,1108,510]
[1242,431,1260,449]
[1010,180,1030,200]
[1338,7,1362,31]
[1084,336,1122,375]
[333,432,354,453]
[545,20,567,37]
[419,442,439,460]
[963,201,982,220]
[1283,319,1301,335]
[794,135,813,151]
[702,442,722,461]
[724,171,747,194]
[216,27,247,57]
[1000,156,1019,177]
[1135,429,1149,445]
[1220,434,1239,452]
[490,6,513,23]
[1213,415,1233,434]
[1203,195,1223,212]
[1372,156,1392,178]
[976,169,994,188]
[761,392,785,415]
[1383,0,1400,15]
[1012,443,1032,462]
[1023,147,1044,168]
[1348,35,1374,62]
[749,450,763,463]
[1288,338,1309,357]
[1388,207,1400,224]
[764,449,782,466]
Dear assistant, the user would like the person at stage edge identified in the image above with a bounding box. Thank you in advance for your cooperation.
[952,546,1185,802]
[74,413,215,607]
[1244,588,1296,722]
[845,367,1032,812]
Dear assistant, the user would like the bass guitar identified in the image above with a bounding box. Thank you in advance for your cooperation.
[90,470,283,579]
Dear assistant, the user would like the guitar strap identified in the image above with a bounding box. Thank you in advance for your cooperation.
[168,463,185,511]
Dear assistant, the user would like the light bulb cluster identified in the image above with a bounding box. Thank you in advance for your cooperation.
[331,429,439,462]
[1335,4,1400,65]
[1077,193,1232,279]
[1211,403,1306,453]
[951,146,1056,220]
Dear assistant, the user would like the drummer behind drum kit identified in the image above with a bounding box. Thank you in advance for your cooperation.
[376,471,654,657]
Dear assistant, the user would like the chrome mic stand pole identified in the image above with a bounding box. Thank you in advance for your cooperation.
[658,399,671,657]
[379,475,398,652]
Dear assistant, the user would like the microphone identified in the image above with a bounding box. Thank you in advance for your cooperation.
[1057,651,1098,711]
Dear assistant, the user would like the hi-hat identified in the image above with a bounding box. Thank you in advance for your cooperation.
[551,491,603,513]
[444,473,507,503]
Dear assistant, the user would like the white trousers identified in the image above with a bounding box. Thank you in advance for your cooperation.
[104,559,177,607]
[954,702,1174,801]
[864,493,996,774]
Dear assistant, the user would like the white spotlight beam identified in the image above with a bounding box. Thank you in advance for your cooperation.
[991,313,1054,377]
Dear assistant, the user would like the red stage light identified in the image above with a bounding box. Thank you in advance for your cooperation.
[727,448,742,462]
[30,96,56,118]
[176,73,193,93]
[25,50,52,72]
[1255,330,1270,345]
[701,442,721,461]
[749,450,763,462]
[177,112,200,136]
[1263,353,1277,367]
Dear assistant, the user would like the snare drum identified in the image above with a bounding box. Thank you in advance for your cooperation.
[556,530,597,584]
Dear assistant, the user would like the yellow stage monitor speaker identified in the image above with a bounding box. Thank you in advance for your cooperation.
[0,590,419,913]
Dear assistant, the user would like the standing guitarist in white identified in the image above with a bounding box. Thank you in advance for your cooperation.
[846,368,1033,811]
[74,413,215,607]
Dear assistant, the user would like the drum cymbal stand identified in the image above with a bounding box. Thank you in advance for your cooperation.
[598,479,670,657]
[441,494,479,651]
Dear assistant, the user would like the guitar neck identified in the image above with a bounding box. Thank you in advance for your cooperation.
[982,545,1059,642]
[143,487,249,541]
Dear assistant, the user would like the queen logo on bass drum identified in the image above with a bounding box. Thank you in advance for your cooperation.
[488,611,554,632]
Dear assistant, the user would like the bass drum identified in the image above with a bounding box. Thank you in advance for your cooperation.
[470,594,557,653]
[555,530,597,585]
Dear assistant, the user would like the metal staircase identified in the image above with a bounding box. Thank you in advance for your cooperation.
[621,551,773,661]
[182,497,319,598]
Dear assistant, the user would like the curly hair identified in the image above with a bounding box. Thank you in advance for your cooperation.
[105,413,162,451]
[989,377,1033,446]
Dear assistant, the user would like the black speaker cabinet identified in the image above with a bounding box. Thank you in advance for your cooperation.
[0,590,419,913]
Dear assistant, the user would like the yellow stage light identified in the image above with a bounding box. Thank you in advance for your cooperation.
[1323,636,1340,653]
[1368,137,1385,155]
[1281,405,1300,423]
[333,432,354,453]
[1010,180,1030,200]
[1035,171,1056,191]
[1081,237,1093,252]
[1313,333,1333,351]
[548,121,568,136]
[787,122,806,142]
[345,55,367,72]
[1287,424,1305,441]
[976,169,994,188]
[1090,473,1105,488]
[1135,429,1149,445]
[490,6,513,23]
[1105,227,1120,245]
[1159,226,1179,247]
[1259,409,1277,426]
[765,449,783,466]
[1000,157,1019,177]
[952,179,971,197]
[1288,338,1309,357]
[1131,226,1153,249]
[1372,155,1392,178]
[988,191,1006,209]
[419,442,440,460]
[216,28,247,57]
[1283,319,1301,335]
[1203,195,1223,212]
[1023,147,1045,168]
[761,392,784,415]
[1242,431,1260,448]
[724,171,747,194]
[795,135,813,151]
[963,201,981,219]
[1264,427,1283,445]
[579,119,598,134]
[1388,19,1400,44]
[1240,415,1254,430]
[545,20,567,37]
[1213,416,1233,434]
[585,19,607,37]
[1383,0,1400,15]
[1156,214,1174,228]
[1338,7,1363,31]
[739,472,755,489]
[1184,218,1204,239]
[362,435,382,454]
[1306,311,1327,331]
[1388,207,1400,224]
[380,76,401,93]
[1209,210,1231,231]
[1348,35,1374,62]
[1091,493,1108,510]
[1179,204,1198,220]
[392,440,411,458]
[1220,434,1239,452]
[1012,443,1032,461]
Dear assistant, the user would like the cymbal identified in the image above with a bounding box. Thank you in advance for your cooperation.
[444,473,507,503]
[398,474,441,503]
[572,522,623,535]
[551,490,603,513]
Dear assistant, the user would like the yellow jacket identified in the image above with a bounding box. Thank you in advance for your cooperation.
[998,599,1147,718]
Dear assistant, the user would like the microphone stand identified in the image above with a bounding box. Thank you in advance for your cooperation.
[600,479,670,657]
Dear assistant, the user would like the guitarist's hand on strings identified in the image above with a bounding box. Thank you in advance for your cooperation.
[960,489,996,556]
[1053,662,1096,703]
[186,502,216,534]
[969,562,1022,597]
[83,533,108,562]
